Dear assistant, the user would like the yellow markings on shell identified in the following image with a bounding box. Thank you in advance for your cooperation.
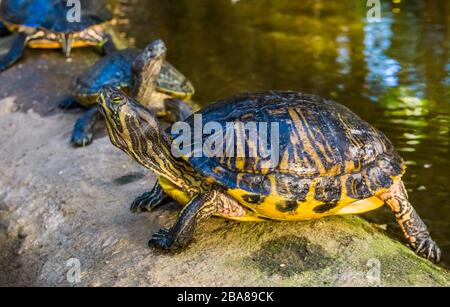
[161,164,404,222]
[28,40,96,49]
[340,174,350,202]
[288,108,326,174]
[327,164,342,176]
[226,171,395,222]
[235,155,245,171]
[295,109,333,168]
[226,188,314,221]
[320,131,336,162]
[345,160,360,173]
[246,129,259,172]
[310,129,334,165]
[279,149,290,172]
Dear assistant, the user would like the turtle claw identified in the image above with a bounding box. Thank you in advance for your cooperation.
[130,192,155,213]
[71,132,94,147]
[414,235,441,264]
[130,185,167,214]
[149,228,173,250]
[71,108,98,147]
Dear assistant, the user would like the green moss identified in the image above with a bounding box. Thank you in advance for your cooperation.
[246,235,334,277]
[183,216,449,286]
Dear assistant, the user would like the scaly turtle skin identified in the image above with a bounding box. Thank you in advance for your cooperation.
[63,39,195,147]
[98,88,441,263]
[0,0,114,72]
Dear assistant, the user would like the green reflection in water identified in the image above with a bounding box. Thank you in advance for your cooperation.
[117,0,450,267]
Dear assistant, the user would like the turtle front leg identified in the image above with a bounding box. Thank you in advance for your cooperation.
[149,189,247,250]
[149,190,219,250]
[380,180,441,263]
[131,182,168,213]
[0,33,27,72]
[71,107,99,147]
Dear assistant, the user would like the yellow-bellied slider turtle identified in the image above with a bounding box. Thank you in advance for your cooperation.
[63,39,195,146]
[0,0,114,71]
[98,88,441,263]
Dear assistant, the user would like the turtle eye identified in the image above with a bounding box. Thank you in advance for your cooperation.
[111,94,122,104]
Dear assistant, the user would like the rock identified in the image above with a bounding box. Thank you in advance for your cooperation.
[0,97,18,116]
[0,51,449,287]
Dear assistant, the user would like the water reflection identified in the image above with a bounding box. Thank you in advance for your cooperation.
[364,13,401,99]
[117,0,449,266]
[336,33,351,76]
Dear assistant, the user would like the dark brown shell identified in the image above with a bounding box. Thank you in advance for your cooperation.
[179,91,405,202]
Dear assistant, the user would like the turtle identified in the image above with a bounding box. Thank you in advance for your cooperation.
[97,87,441,263]
[62,39,196,147]
[0,0,115,72]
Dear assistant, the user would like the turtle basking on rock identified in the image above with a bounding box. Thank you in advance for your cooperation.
[62,39,195,146]
[97,86,441,263]
[0,0,115,72]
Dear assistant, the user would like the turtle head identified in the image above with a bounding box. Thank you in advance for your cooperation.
[98,86,161,157]
[131,39,167,104]
[133,39,167,70]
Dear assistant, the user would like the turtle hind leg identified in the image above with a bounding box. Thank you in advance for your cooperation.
[71,107,99,147]
[0,33,27,72]
[131,182,168,214]
[380,180,441,263]
[149,189,247,250]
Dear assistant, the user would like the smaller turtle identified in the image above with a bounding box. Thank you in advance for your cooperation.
[97,87,441,263]
[63,39,195,146]
[0,0,115,72]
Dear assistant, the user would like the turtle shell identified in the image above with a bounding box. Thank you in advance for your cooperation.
[177,91,405,218]
[73,48,195,106]
[0,0,112,33]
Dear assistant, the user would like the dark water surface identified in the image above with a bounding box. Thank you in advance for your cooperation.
[118,0,449,266]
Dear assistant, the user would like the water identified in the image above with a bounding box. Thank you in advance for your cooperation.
[117,0,449,267]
